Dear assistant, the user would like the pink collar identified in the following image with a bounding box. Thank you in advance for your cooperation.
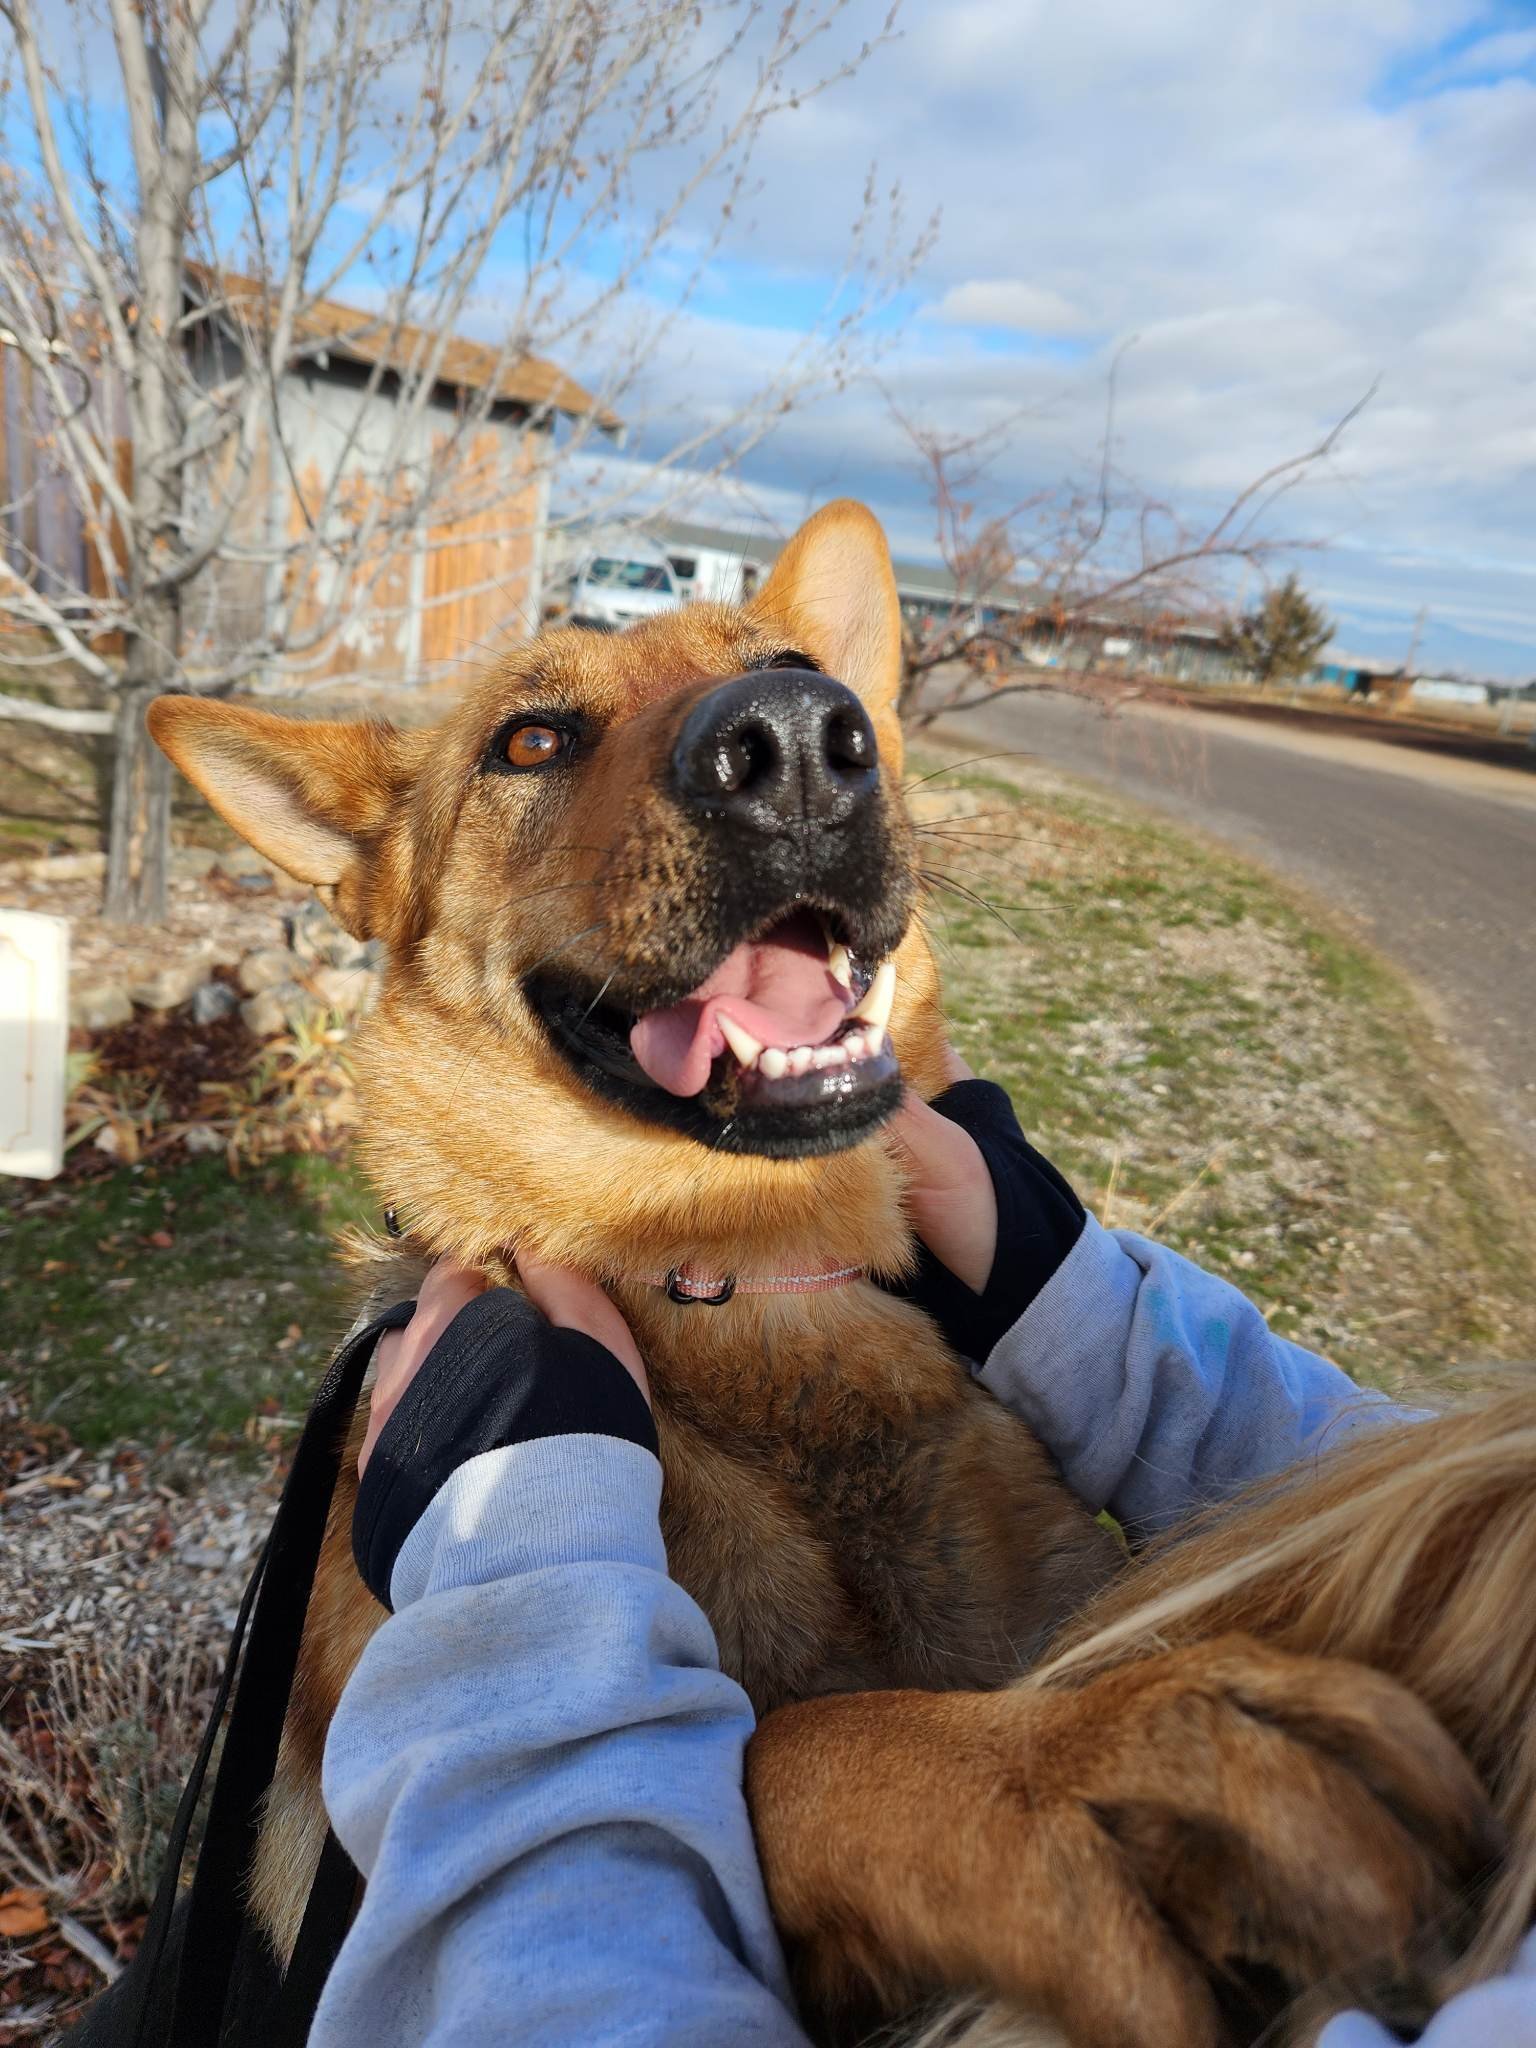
[632,1261,865,1305]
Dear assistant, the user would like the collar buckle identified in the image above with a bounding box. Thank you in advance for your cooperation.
[664,1267,737,1306]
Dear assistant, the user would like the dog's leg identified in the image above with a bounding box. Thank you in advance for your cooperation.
[747,1638,1497,2048]
[251,1439,387,1961]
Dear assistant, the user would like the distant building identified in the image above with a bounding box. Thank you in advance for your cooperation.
[1409,677,1490,708]
[0,268,615,687]
[1311,653,1404,700]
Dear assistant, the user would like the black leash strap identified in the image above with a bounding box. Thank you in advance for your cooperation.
[112,1301,415,2048]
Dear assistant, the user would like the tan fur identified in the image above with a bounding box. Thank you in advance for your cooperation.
[152,500,1529,2048]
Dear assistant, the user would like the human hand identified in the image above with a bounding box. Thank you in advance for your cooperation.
[353,1254,655,1609]
[361,1259,488,1477]
[360,1254,650,1478]
[881,1050,1086,1362]
[887,1052,997,1294]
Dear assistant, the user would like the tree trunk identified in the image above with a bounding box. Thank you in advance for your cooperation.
[104,594,178,923]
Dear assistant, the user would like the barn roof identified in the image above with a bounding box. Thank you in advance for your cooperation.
[187,267,618,430]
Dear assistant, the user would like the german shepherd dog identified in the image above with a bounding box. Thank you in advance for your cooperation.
[152,503,1536,2048]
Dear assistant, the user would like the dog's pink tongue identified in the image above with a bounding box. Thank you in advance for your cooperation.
[630,923,849,1097]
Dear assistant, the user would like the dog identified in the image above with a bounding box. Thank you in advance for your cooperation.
[151,502,1531,2048]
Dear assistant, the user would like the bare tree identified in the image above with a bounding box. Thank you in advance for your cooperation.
[0,0,924,921]
[891,371,1371,731]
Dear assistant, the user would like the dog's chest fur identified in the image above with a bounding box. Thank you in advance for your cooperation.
[639,1294,1120,1714]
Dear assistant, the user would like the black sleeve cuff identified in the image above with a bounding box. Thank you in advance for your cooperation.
[353,1288,658,1609]
[885,1079,1086,1365]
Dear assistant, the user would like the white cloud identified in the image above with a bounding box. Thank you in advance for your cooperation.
[930,281,1089,334]
[476,0,1536,675]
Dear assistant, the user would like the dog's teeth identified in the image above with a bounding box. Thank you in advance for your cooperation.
[719,1015,764,1069]
[842,1030,867,1061]
[787,1046,814,1077]
[828,942,853,990]
[813,1043,848,1069]
[848,958,895,1040]
[759,1046,788,1080]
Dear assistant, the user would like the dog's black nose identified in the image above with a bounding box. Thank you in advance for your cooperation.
[672,670,878,832]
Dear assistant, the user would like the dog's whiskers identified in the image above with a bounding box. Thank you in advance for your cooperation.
[922,872,1028,944]
[579,971,619,1030]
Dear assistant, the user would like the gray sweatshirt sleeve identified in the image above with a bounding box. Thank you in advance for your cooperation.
[977,1214,1416,1532]
[311,1433,809,2048]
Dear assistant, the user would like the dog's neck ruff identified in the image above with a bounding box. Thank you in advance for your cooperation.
[633,1260,865,1306]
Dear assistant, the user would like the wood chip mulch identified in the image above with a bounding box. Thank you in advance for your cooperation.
[0,1387,281,2038]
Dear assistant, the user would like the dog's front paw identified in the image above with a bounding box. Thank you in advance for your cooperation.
[992,1636,1501,2044]
[748,1642,1500,2048]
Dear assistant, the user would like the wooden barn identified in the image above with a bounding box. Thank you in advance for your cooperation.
[0,272,613,690]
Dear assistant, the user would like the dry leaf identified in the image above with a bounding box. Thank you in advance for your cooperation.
[0,1888,50,1937]
[146,1230,175,1250]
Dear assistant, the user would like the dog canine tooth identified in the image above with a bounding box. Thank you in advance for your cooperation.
[828,941,854,990]
[848,958,895,1040]
[759,1047,789,1080]
[720,1015,764,1069]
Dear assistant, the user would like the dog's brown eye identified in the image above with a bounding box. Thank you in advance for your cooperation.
[504,723,565,770]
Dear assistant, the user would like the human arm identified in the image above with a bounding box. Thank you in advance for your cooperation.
[310,1263,809,2048]
[887,1071,1415,1534]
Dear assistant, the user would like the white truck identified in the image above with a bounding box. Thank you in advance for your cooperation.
[544,533,681,632]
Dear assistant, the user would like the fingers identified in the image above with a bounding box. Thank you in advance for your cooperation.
[516,1247,651,1407]
[358,1260,488,1476]
[888,1087,996,1293]
[936,1042,976,1088]
[358,1253,651,1479]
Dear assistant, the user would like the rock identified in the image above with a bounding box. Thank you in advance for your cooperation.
[284,899,337,963]
[181,1123,224,1155]
[240,982,306,1038]
[72,982,133,1033]
[191,979,239,1025]
[24,849,107,882]
[221,846,275,879]
[130,960,211,1011]
[238,947,298,995]
[171,846,219,878]
[284,897,370,968]
[306,962,379,1015]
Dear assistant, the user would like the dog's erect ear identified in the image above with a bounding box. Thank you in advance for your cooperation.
[749,500,902,716]
[149,698,413,919]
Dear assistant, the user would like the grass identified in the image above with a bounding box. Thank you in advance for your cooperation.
[913,747,1536,1393]
[0,1153,373,1449]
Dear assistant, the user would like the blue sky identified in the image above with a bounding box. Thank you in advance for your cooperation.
[8,0,1533,676]
[566,0,1536,679]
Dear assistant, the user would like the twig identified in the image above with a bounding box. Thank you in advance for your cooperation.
[56,1913,123,1983]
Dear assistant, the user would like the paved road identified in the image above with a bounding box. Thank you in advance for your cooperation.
[943,690,1536,1171]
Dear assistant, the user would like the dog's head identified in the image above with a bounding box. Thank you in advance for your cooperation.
[152,501,947,1265]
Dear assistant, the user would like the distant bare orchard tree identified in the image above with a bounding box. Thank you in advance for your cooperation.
[0,0,923,921]
[891,371,1368,731]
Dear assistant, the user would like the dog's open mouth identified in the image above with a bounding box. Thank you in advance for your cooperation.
[525,909,901,1156]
